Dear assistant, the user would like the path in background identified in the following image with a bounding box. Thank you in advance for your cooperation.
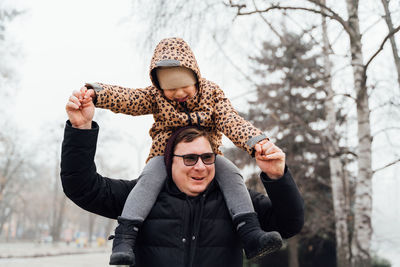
[0,241,110,259]
[0,252,110,267]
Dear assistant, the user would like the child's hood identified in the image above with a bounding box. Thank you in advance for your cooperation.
[149,37,202,90]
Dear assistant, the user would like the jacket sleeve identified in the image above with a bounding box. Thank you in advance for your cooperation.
[86,82,157,116]
[60,120,137,219]
[212,86,267,156]
[250,167,304,239]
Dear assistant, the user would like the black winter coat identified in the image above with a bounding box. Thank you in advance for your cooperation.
[60,121,304,267]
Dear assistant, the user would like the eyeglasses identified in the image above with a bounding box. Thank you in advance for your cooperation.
[173,153,216,166]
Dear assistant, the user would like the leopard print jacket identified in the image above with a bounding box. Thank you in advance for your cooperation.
[87,37,267,162]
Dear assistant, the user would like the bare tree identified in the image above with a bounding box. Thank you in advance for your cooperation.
[320,1,351,265]
[0,6,27,239]
[0,130,36,239]
[345,2,378,266]
[224,28,340,267]
[225,0,400,266]
[0,5,22,110]
[381,0,400,88]
[48,124,68,243]
[130,0,233,50]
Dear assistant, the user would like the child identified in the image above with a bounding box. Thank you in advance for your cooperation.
[80,37,282,265]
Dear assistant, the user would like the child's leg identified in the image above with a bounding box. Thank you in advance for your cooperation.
[121,156,167,221]
[215,156,282,261]
[110,156,166,266]
[214,155,254,218]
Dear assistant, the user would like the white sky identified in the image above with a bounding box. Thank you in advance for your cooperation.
[12,0,146,128]
[3,0,400,265]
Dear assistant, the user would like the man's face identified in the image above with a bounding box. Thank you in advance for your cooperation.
[172,136,215,196]
[162,85,197,102]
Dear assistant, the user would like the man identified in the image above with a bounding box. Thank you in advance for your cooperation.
[61,91,304,267]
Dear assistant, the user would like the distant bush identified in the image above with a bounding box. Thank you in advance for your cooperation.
[372,255,391,267]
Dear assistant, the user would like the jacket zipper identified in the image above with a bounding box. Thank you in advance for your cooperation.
[187,193,206,267]
[180,102,192,126]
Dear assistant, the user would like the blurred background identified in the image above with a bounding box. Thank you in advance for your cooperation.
[0,0,399,266]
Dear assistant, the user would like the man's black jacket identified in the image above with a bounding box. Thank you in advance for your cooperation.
[60,121,304,267]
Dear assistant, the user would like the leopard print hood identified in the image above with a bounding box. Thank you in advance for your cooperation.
[149,37,201,90]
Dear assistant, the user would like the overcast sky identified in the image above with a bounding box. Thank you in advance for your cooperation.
[11,0,146,129]
[3,0,400,265]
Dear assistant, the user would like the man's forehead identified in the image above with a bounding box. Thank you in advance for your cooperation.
[174,137,213,153]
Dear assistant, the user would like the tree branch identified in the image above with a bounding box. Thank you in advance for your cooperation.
[371,101,400,113]
[251,0,283,40]
[325,93,357,102]
[306,0,347,28]
[331,27,346,48]
[227,0,350,33]
[291,112,328,144]
[365,25,400,71]
[211,34,258,87]
[372,127,400,138]
[361,17,384,36]
[373,158,400,173]
[230,89,258,102]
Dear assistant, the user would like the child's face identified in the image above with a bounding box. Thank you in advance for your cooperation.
[163,85,197,102]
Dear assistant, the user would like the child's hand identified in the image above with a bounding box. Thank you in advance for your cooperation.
[255,139,285,179]
[79,86,96,105]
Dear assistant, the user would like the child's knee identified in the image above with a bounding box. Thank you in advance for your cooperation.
[145,156,165,168]
[215,155,240,173]
[142,156,166,175]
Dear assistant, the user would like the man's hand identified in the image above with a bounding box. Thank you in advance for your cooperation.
[65,87,95,129]
[254,140,285,179]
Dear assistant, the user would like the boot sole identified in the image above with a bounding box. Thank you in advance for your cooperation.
[247,231,283,261]
[109,252,135,265]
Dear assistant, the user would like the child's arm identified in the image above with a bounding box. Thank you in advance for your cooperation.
[84,82,157,116]
[213,86,267,156]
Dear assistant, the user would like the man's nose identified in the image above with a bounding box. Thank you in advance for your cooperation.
[193,158,206,170]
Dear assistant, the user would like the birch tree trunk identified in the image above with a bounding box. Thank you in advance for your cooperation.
[381,0,400,88]
[346,1,373,266]
[321,5,351,266]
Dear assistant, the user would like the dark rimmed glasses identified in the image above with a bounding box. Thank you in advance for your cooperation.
[173,153,216,166]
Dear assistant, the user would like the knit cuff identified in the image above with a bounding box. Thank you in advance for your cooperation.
[246,134,268,148]
[85,82,103,105]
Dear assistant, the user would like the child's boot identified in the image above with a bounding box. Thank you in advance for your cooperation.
[233,212,283,260]
[108,216,141,265]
